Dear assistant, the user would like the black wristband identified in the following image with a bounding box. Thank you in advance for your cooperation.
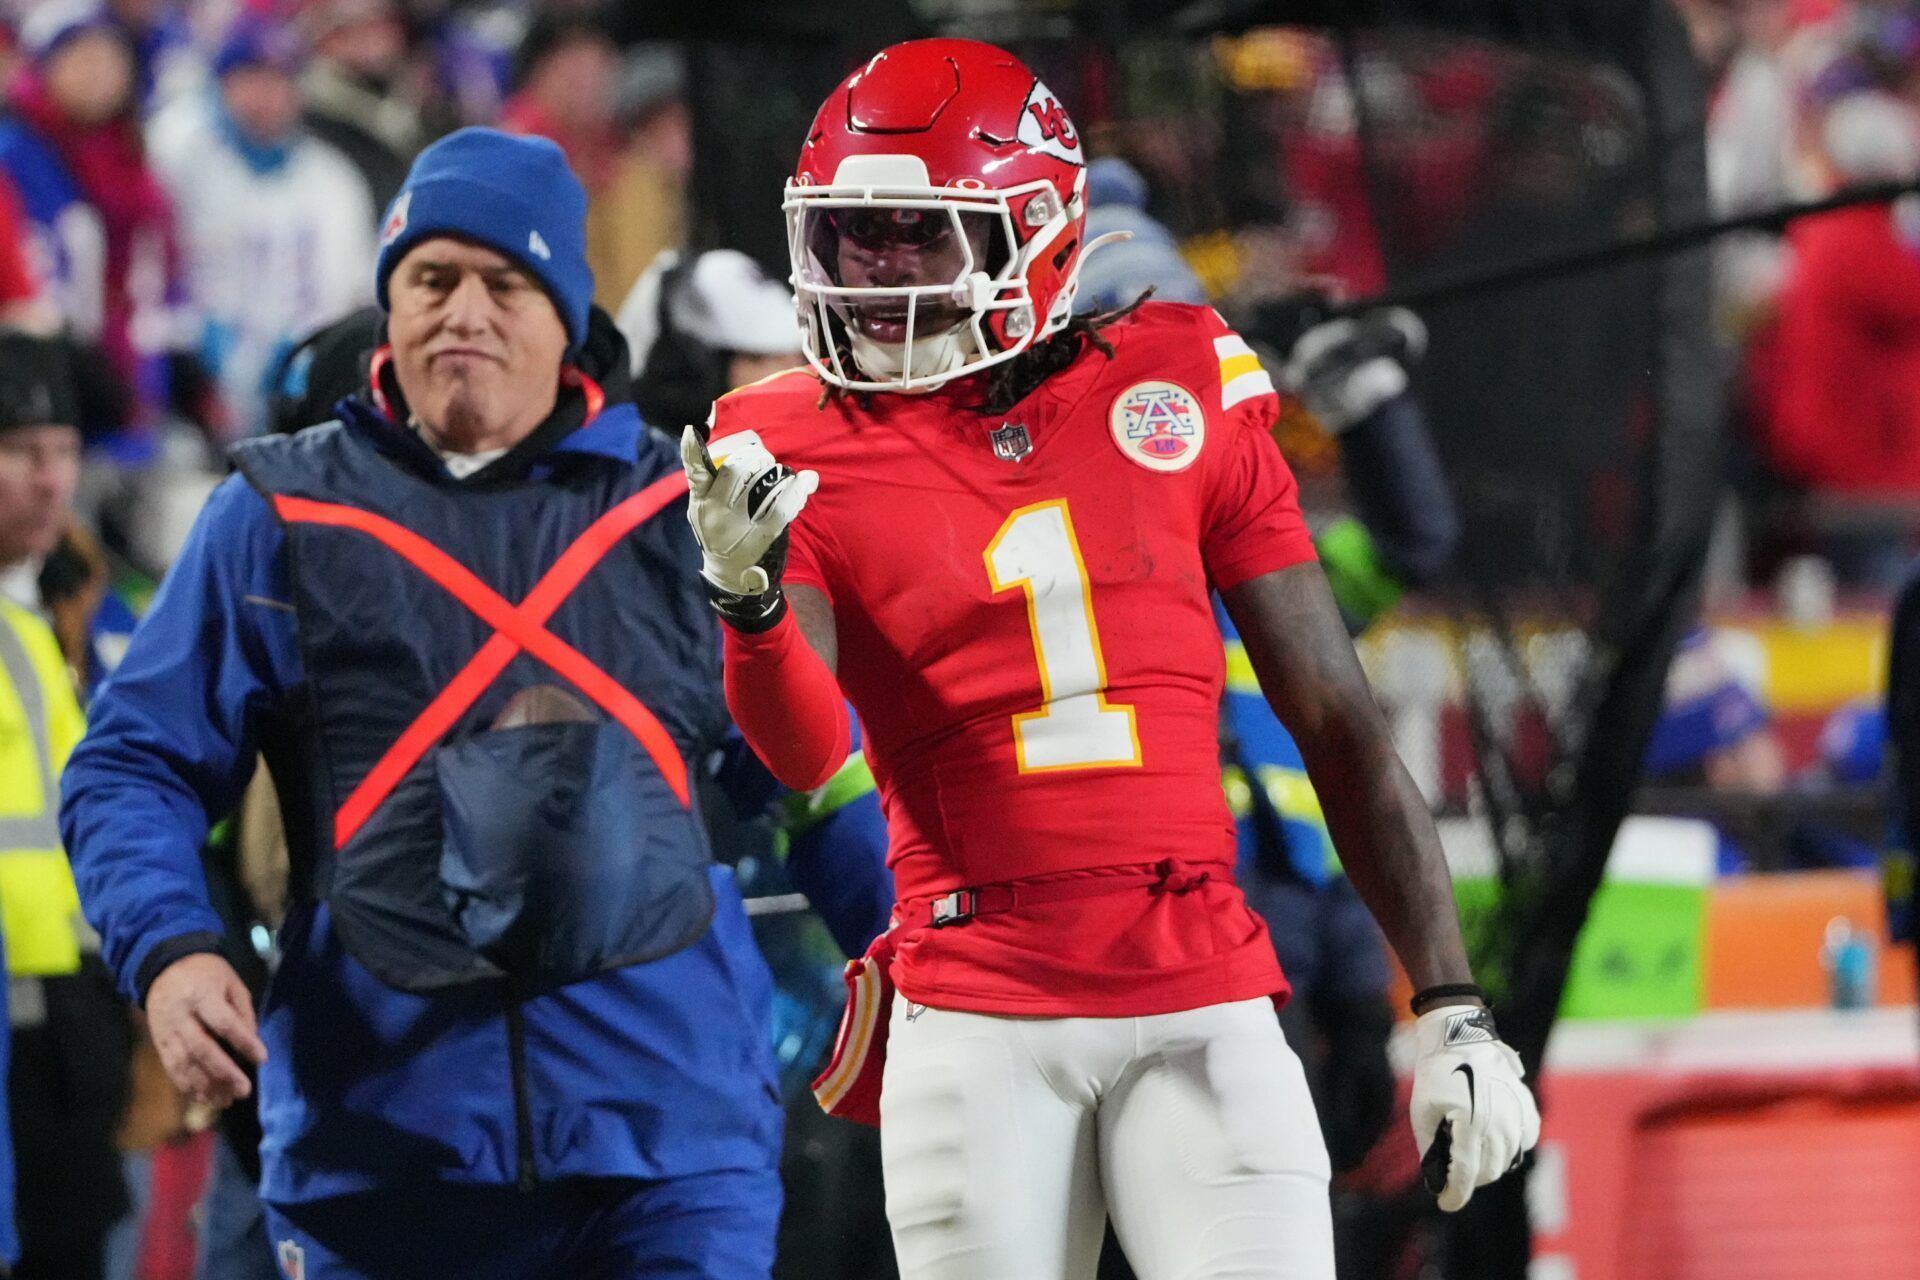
[706,581,788,633]
[1409,982,1488,1017]
[706,526,792,633]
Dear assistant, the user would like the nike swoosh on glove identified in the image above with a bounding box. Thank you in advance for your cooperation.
[681,425,819,596]
[1409,1004,1542,1212]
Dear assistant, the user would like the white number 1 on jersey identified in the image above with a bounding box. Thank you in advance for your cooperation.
[984,500,1142,772]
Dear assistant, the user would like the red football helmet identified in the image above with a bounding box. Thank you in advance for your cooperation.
[787,39,1091,391]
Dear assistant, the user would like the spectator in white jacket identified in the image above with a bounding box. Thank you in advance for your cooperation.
[147,14,374,438]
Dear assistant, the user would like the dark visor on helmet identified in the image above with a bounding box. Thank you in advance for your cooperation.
[826,207,957,250]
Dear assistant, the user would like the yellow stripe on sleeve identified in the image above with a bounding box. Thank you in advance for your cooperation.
[1219,352,1264,383]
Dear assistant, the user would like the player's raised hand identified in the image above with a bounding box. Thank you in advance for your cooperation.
[1409,1004,1540,1212]
[681,425,818,627]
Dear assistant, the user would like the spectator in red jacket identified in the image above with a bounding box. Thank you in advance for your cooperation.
[1756,93,1920,497]
[1,2,185,425]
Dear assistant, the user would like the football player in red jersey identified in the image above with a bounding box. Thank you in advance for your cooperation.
[682,39,1539,1278]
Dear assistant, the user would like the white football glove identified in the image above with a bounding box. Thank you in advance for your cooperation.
[1409,1004,1541,1212]
[679,426,819,597]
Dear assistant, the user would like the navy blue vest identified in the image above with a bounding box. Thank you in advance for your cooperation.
[232,409,725,994]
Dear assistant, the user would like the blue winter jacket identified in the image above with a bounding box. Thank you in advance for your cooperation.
[60,401,783,1204]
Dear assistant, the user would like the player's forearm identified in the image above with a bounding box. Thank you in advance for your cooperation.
[722,609,851,792]
[1222,565,1476,994]
[1299,724,1476,992]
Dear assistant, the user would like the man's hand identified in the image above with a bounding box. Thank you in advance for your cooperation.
[145,952,267,1110]
[1410,1004,1541,1212]
[680,426,819,599]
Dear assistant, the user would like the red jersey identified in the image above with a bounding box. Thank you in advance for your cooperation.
[710,303,1318,1016]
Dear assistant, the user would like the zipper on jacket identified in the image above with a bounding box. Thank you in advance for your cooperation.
[505,998,537,1191]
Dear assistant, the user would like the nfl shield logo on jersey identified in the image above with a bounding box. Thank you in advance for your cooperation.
[1110,380,1206,473]
[991,422,1033,463]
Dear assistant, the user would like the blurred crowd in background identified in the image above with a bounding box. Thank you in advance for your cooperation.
[1,0,1917,1277]
[1073,2,1911,881]
[0,0,699,589]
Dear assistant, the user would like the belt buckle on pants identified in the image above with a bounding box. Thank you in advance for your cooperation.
[928,890,976,927]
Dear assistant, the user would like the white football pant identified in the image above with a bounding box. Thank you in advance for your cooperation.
[879,993,1335,1279]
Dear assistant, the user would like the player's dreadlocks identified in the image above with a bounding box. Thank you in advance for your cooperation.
[975,290,1155,417]
[818,290,1157,416]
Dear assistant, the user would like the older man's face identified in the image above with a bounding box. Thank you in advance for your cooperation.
[0,425,82,568]
[387,238,569,454]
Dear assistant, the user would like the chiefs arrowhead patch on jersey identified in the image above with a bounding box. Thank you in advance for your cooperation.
[1110,380,1206,473]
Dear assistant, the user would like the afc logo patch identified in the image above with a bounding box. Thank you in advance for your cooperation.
[278,1239,306,1280]
[1110,380,1206,473]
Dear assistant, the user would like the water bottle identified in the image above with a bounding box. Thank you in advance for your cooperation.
[1820,916,1877,1010]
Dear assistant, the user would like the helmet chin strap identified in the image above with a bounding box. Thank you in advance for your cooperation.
[847,324,972,391]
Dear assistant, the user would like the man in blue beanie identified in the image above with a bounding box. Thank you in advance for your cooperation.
[60,127,784,1279]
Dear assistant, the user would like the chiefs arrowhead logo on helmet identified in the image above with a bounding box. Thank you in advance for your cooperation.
[1017,81,1083,166]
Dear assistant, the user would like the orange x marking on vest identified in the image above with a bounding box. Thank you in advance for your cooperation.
[273,471,692,849]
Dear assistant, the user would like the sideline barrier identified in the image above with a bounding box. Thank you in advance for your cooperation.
[1531,1009,1920,1280]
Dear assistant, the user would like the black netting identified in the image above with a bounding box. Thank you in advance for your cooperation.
[1083,5,1718,1008]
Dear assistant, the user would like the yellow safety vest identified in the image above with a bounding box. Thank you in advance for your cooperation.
[0,597,87,976]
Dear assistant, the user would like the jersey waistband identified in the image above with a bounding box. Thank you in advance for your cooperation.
[898,858,1221,930]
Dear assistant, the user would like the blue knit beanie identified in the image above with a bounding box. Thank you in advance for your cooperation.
[1643,628,1773,780]
[212,14,304,79]
[375,128,593,349]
